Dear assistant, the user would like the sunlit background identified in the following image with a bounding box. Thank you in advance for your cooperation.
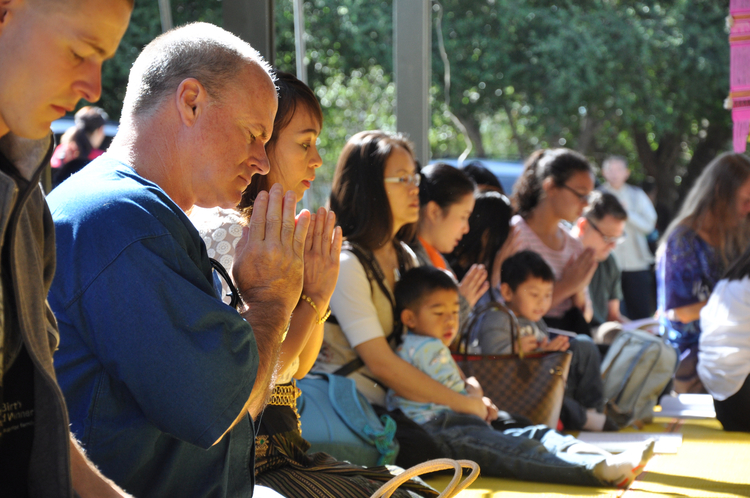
[80,0,729,211]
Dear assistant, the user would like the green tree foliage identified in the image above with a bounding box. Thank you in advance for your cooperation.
[275,0,401,207]
[276,0,393,82]
[433,0,730,205]
[275,0,472,196]
[97,0,730,209]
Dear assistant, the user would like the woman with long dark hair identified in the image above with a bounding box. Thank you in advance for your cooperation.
[318,131,488,467]
[450,191,515,296]
[409,163,487,335]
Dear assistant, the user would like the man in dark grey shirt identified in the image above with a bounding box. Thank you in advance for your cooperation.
[0,0,132,496]
[570,191,629,328]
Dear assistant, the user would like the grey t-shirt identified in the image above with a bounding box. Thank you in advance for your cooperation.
[469,293,548,355]
[588,254,623,326]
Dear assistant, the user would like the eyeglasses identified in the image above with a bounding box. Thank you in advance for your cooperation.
[384,173,421,187]
[560,184,591,203]
[587,218,626,245]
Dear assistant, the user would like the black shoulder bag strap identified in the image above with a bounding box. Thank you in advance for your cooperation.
[332,241,407,377]
[210,258,243,311]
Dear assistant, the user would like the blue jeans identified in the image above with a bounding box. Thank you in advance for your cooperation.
[422,412,606,487]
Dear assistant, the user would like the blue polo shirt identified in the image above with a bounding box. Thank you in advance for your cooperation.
[47,156,257,497]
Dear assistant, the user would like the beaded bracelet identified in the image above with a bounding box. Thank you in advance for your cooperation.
[300,293,332,325]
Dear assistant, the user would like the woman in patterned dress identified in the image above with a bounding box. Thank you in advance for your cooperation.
[657,152,750,393]
[190,71,434,498]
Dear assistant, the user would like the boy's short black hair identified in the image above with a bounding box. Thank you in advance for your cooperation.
[395,266,459,313]
[500,250,555,291]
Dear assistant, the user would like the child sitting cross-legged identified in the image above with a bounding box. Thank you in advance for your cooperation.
[388,266,654,488]
[472,250,615,431]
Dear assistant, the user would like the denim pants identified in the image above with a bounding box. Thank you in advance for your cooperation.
[422,412,606,487]
[561,335,606,429]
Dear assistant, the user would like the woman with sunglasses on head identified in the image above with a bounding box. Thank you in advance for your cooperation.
[191,73,432,498]
[510,148,598,336]
[657,152,750,393]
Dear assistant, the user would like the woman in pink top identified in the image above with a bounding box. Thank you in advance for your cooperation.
[510,148,598,335]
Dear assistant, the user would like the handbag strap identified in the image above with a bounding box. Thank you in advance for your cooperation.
[369,458,480,498]
[333,241,407,377]
[460,296,523,358]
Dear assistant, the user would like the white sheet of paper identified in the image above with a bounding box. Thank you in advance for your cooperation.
[656,394,716,419]
[576,432,683,454]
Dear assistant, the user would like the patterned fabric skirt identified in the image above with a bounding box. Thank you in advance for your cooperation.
[255,398,437,498]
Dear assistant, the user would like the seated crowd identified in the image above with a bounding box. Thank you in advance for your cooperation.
[3,9,750,498]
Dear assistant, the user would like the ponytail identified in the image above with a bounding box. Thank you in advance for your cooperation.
[512,148,592,218]
[418,162,476,210]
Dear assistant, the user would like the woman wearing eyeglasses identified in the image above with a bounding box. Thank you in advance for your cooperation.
[509,148,598,336]
[316,131,490,468]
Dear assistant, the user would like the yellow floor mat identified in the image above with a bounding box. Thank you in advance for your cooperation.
[627,418,750,498]
[424,418,750,498]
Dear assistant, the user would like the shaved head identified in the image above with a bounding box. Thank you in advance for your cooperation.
[121,22,273,121]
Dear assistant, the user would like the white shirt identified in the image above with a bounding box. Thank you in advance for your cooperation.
[601,183,657,271]
[317,244,418,406]
[698,277,750,400]
[316,249,398,405]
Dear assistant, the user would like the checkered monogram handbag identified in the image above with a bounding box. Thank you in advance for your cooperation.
[453,300,572,428]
